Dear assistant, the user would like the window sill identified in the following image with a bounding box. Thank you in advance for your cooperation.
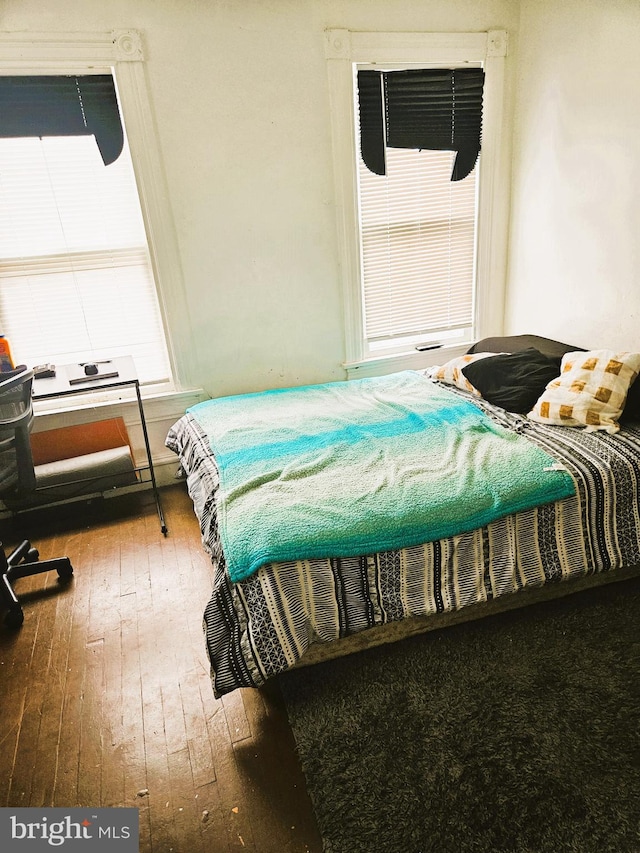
[344,343,470,380]
[33,385,209,425]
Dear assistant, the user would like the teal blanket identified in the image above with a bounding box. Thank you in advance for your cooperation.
[188,371,575,583]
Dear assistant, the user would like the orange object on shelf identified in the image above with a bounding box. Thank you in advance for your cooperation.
[30,417,134,466]
[0,336,15,372]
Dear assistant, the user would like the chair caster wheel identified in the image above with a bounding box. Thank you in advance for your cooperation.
[25,547,39,563]
[4,608,24,629]
[57,561,73,580]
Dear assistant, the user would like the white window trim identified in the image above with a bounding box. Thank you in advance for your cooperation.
[325,29,510,378]
[0,30,197,393]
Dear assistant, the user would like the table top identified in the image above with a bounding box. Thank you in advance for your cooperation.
[32,355,139,400]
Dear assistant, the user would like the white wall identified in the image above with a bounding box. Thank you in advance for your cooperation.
[506,0,640,350]
[1,0,518,400]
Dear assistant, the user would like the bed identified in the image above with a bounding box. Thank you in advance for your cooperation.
[166,335,640,698]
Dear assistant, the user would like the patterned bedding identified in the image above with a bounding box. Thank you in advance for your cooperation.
[166,383,640,698]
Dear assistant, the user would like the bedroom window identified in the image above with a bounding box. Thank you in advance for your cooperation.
[0,74,170,386]
[357,130,479,360]
[325,30,510,377]
[0,30,196,394]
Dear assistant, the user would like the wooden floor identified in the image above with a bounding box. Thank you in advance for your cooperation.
[0,485,323,853]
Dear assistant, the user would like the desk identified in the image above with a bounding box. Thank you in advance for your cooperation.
[32,356,167,535]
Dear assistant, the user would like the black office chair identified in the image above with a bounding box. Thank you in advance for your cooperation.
[0,366,73,628]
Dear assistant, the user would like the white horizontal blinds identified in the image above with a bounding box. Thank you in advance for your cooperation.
[358,144,477,346]
[0,132,171,385]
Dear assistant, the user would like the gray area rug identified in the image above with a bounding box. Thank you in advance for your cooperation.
[280,577,640,853]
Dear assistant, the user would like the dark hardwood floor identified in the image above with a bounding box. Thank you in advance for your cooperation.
[0,485,323,853]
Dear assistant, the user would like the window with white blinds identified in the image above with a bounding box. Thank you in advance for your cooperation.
[0,132,171,385]
[358,142,478,357]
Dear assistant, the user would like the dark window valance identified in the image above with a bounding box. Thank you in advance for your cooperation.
[357,68,485,181]
[0,75,124,166]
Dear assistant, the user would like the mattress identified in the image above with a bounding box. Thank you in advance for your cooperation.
[167,383,640,698]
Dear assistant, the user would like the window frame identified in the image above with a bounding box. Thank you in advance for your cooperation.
[325,29,510,378]
[0,30,195,393]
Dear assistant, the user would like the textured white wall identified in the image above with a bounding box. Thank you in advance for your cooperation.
[2,0,518,398]
[506,0,640,351]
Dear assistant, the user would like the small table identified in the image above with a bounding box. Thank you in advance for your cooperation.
[32,356,167,535]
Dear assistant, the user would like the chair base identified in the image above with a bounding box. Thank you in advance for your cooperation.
[0,539,73,628]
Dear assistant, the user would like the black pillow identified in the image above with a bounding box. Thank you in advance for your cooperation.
[461,348,561,414]
[467,334,584,361]
[622,376,640,422]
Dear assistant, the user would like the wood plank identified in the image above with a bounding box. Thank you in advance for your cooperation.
[180,666,217,790]
[51,524,93,806]
[29,531,75,807]
[222,691,253,744]
[77,637,105,806]
[201,691,258,851]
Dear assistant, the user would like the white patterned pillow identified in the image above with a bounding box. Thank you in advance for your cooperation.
[528,349,640,434]
[426,353,498,395]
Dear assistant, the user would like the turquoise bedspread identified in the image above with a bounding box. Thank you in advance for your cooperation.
[188,371,575,583]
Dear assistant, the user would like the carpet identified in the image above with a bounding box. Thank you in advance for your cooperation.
[279,577,640,853]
